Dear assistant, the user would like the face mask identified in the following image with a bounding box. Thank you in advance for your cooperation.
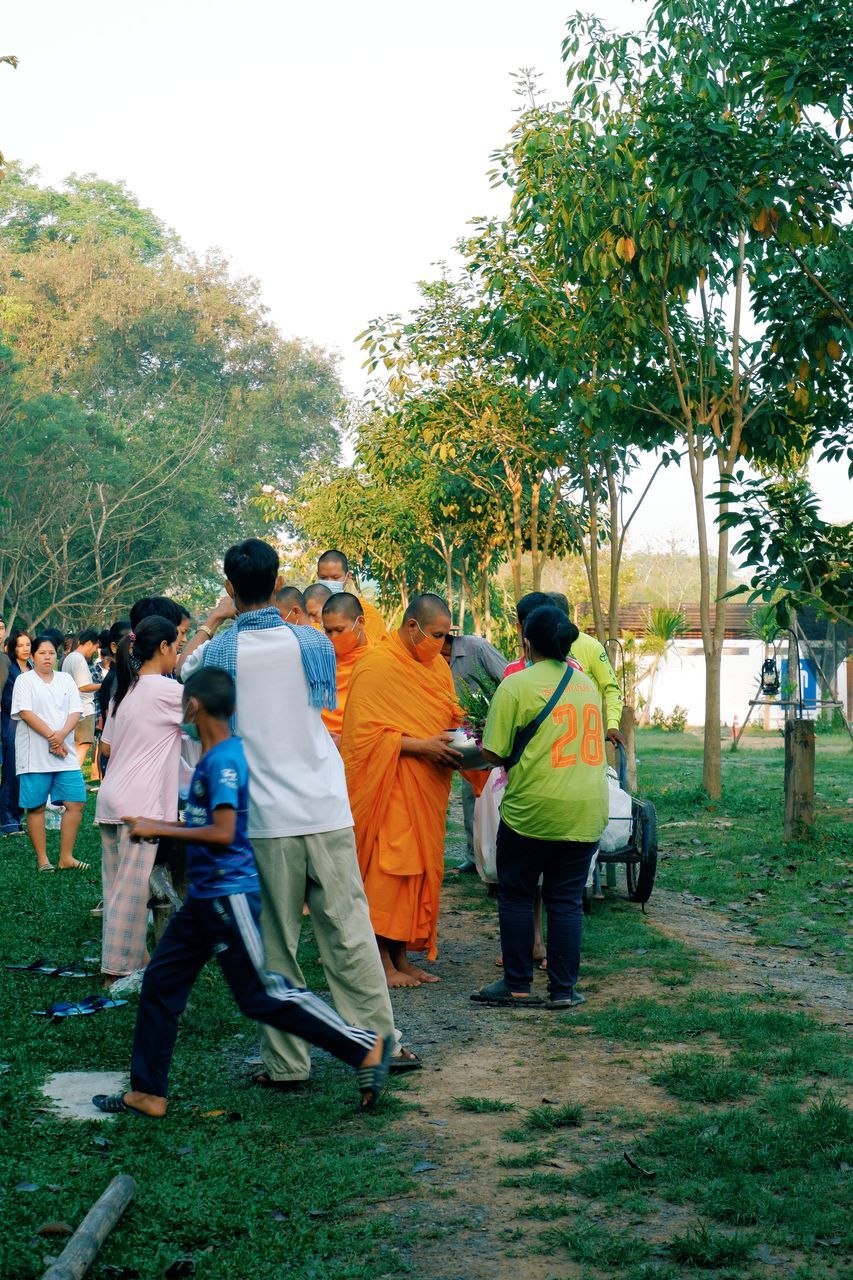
[317,578,344,594]
[181,720,201,742]
[330,621,361,658]
[412,621,445,664]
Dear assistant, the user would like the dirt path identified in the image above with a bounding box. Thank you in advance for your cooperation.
[370,808,850,1279]
[647,888,851,1017]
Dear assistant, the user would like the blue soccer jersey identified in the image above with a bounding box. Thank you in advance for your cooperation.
[184,736,259,898]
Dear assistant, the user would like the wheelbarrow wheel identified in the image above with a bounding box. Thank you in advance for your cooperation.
[626,799,657,904]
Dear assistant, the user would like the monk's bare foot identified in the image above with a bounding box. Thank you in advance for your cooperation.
[396,955,440,984]
[123,1090,167,1117]
[386,968,421,988]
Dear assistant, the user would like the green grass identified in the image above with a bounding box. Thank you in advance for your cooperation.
[543,1219,651,1265]
[453,1095,516,1113]
[668,1223,757,1269]
[0,798,414,1280]
[650,1052,759,1103]
[635,729,851,968]
[523,1101,583,1131]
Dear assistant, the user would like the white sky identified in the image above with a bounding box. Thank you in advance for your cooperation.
[2,1,848,552]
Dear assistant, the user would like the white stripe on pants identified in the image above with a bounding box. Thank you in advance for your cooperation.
[252,827,398,1081]
[99,823,158,976]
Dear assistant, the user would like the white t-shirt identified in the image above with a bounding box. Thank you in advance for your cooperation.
[182,628,352,839]
[62,651,96,718]
[12,670,84,774]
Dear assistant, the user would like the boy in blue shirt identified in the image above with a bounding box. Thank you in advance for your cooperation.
[92,667,391,1118]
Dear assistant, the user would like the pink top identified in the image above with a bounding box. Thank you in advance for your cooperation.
[503,656,582,680]
[95,676,185,825]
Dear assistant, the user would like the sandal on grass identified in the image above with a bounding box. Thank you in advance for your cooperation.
[389,1047,423,1073]
[80,994,128,1012]
[38,865,56,874]
[358,1034,394,1111]
[92,1093,147,1117]
[33,1001,98,1019]
[470,979,544,1007]
[248,1071,306,1093]
[547,991,586,1010]
[58,861,90,871]
[6,958,57,973]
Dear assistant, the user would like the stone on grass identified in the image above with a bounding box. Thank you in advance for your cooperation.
[41,1071,127,1122]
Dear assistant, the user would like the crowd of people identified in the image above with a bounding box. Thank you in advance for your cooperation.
[0,539,625,1116]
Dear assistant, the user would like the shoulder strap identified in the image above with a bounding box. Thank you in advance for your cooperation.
[505,664,575,770]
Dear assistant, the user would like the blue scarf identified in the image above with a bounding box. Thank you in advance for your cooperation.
[200,607,337,728]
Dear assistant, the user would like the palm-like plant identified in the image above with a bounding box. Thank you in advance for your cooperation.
[638,607,688,727]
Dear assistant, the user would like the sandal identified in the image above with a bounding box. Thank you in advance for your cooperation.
[33,1001,98,1019]
[470,979,544,1007]
[79,994,128,1012]
[6,957,57,973]
[58,861,90,871]
[389,1047,423,1074]
[248,1071,306,1093]
[358,1034,394,1110]
[92,1093,147,1117]
[38,865,56,874]
[547,992,586,1009]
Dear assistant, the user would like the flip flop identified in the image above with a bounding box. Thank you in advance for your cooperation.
[547,992,586,1010]
[33,1001,98,1019]
[92,1093,147,1117]
[6,958,57,973]
[358,1034,395,1110]
[58,861,90,872]
[38,865,56,874]
[249,1071,306,1093]
[53,965,96,979]
[389,1048,423,1074]
[470,979,544,1007]
[80,994,128,1012]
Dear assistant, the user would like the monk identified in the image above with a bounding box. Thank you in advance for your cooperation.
[321,592,372,746]
[316,549,387,644]
[340,594,463,988]
[303,583,331,629]
[275,585,309,626]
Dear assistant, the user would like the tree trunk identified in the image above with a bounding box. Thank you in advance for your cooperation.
[604,455,621,661]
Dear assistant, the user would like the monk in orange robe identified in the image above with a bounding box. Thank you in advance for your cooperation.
[340,593,463,988]
[316,549,387,644]
[321,592,372,745]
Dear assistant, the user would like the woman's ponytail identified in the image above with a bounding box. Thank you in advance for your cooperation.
[523,606,579,662]
[111,615,178,715]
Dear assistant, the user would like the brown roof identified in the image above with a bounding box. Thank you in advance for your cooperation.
[582,602,756,640]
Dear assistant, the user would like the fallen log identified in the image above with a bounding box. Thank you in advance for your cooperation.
[40,1174,136,1280]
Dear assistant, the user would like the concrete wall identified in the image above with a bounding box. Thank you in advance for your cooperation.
[647,640,848,728]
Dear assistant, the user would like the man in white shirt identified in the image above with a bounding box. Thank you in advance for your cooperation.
[178,539,414,1087]
[61,629,102,770]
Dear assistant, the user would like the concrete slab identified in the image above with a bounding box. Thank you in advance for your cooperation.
[41,1071,127,1122]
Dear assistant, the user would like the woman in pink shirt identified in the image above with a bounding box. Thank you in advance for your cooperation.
[96,617,184,986]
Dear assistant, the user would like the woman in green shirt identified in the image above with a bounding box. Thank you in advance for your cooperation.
[472,606,609,1009]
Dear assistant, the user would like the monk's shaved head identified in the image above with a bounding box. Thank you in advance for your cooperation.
[304,583,332,607]
[404,593,452,627]
[322,591,364,623]
[318,549,349,576]
[276,585,306,609]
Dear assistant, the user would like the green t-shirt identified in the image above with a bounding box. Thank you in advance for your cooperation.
[482,659,609,842]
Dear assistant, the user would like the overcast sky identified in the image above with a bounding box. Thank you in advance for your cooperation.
[2,1,847,550]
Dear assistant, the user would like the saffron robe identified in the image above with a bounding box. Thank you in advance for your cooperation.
[321,639,372,737]
[340,630,461,958]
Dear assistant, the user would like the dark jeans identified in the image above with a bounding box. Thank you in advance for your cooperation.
[131,891,375,1097]
[0,721,21,834]
[496,820,597,1000]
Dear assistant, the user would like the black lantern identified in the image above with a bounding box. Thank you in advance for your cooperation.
[760,656,780,697]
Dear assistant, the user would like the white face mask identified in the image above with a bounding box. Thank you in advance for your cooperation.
[317,578,344,593]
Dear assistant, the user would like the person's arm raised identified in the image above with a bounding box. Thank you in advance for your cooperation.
[123,806,237,848]
[176,596,237,678]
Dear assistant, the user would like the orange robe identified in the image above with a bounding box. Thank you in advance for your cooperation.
[340,630,461,958]
[361,598,388,645]
[321,639,372,737]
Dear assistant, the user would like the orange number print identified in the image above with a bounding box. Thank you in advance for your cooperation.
[550,704,578,769]
[580,704,604,765]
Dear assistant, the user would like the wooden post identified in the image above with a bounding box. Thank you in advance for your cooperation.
[621,704,636,792]
[41,1175,136,1280]
[783,718,815,840]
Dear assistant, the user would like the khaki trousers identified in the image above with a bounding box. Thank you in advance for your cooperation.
[253,827,397,1081]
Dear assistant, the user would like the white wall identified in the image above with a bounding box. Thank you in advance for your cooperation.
[647,641,848,728]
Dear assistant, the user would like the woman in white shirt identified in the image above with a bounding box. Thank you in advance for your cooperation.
[11,634,90,873]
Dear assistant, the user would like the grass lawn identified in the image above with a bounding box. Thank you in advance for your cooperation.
[0,730,850,1280]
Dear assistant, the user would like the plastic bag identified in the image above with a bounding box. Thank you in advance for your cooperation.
[473,768,504,883]
[599,767,633,853]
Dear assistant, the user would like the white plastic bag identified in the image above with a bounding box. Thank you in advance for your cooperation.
[473,768,504,884]
[599,766,633,853]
